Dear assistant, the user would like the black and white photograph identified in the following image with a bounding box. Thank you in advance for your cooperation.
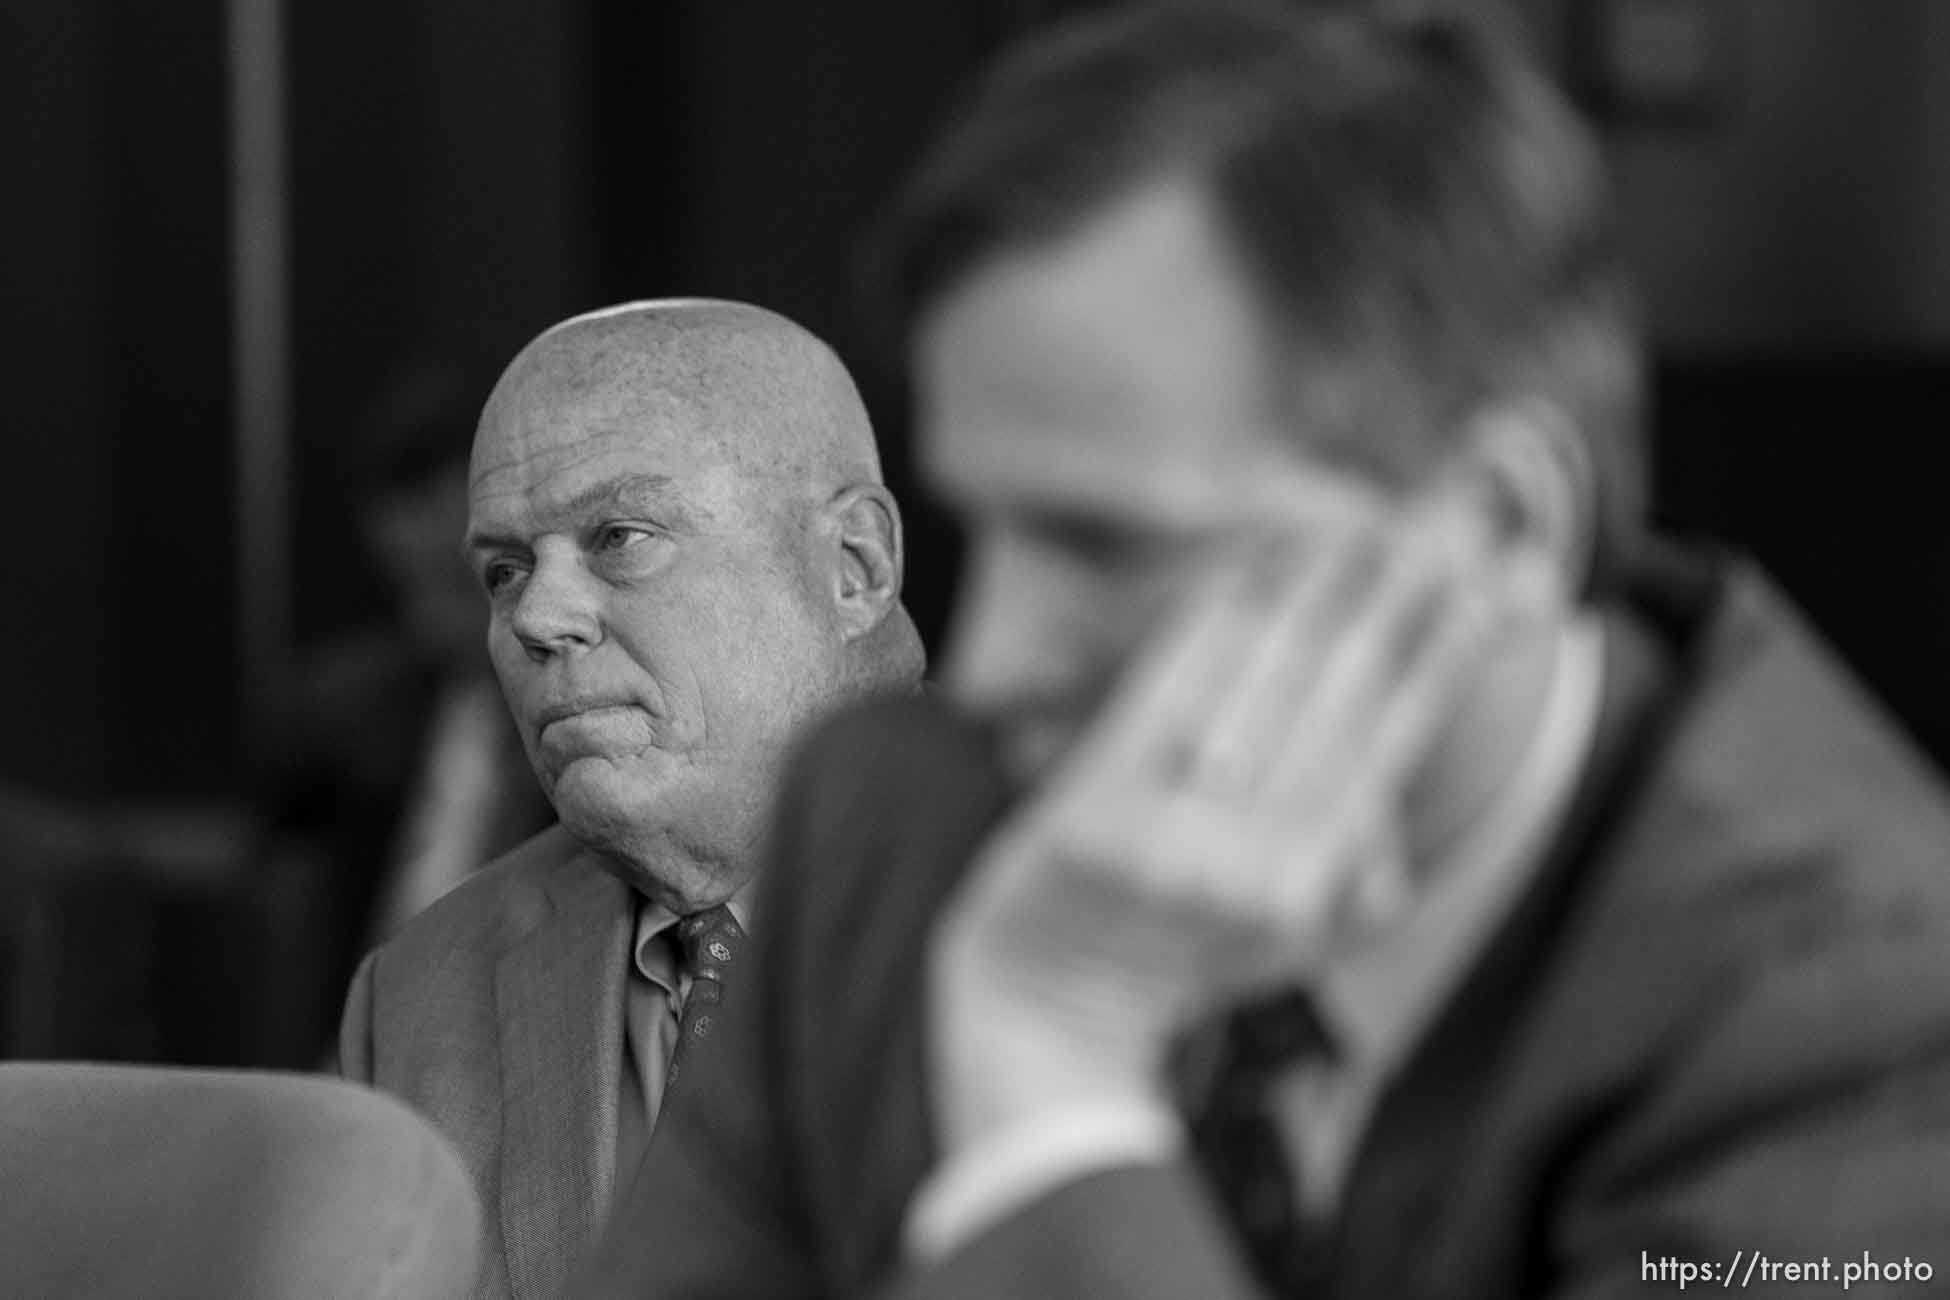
[4,1,1950,1296]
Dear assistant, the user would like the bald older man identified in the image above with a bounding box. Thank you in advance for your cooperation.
[338,299,924,1299]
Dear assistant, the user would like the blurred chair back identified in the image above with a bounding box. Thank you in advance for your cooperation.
[0,1063,479,1298]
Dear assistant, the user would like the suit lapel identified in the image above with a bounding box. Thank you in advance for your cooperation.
[1332,589,1694,1297]
[495,855,633,1299]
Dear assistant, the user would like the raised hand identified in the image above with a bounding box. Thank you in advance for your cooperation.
[927,479,1544,1151]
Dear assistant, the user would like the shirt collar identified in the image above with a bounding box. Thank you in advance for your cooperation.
[631,888,755,990]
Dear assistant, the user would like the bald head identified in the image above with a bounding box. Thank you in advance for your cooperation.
[467,299,922,907]
[480,298,883,503]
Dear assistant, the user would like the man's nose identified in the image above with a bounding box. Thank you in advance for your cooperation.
[508,550,603,661]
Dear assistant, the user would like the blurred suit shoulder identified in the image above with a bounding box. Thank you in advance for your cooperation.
[775,691,1012,873]
[764,690,1018,979]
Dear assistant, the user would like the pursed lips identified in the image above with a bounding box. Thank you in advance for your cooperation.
[534,698,644,731]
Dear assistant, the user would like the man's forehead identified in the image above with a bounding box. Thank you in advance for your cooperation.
[480,312,754,464]
[482,339,690,432]
[472,381,705,477]
[478,309,866,485]
[470,332,752,498]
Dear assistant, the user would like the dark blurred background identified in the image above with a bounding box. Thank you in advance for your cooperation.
[3,0,1946,1066]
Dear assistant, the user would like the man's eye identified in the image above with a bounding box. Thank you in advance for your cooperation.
[482,560,527,595]
[594,524,654,552]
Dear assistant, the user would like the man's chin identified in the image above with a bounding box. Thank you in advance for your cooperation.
[547,769,744,912]
[547,751,663,809]
[544,758,648,837]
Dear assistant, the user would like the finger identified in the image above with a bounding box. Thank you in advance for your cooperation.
[1053,558,1267,792]
[1071,782,1298,933]
[1257,812,1410,971]
[1120,501,1483,928]
[1251,497,1486,807]
[1091,470,1401,798]
[1289,571,1493,823]
[1248,570,1491,946]
[1340,817,1412,938]
[1189,523,1387,795]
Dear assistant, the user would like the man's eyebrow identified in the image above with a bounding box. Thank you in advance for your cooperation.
[557,472,679,520]
[463,524,521,557]
[464,473,682,553]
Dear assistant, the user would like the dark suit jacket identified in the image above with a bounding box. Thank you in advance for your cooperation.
[582,547,1950,1299]
[342,825,641,1300]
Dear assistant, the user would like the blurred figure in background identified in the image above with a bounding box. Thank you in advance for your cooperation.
[265,358,551,1039]
[2,358,540,1069]
[583,3,1950,1298]
[340,299,925,1299]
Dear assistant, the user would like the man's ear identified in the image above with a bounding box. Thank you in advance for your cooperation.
[1453,397,1592,600]
[820,483,905,640]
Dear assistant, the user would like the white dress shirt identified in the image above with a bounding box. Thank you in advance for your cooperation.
[906,617,1607,1260]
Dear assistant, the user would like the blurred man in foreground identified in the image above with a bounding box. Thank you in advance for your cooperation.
[339,298,924,1298]
[584,3,1950,1297]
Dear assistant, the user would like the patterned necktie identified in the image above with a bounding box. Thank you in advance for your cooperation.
[664,904,745,1088]
[1181,986,1337,1297]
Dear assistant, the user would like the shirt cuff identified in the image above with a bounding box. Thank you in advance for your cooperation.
[902,1099,1186,1264]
